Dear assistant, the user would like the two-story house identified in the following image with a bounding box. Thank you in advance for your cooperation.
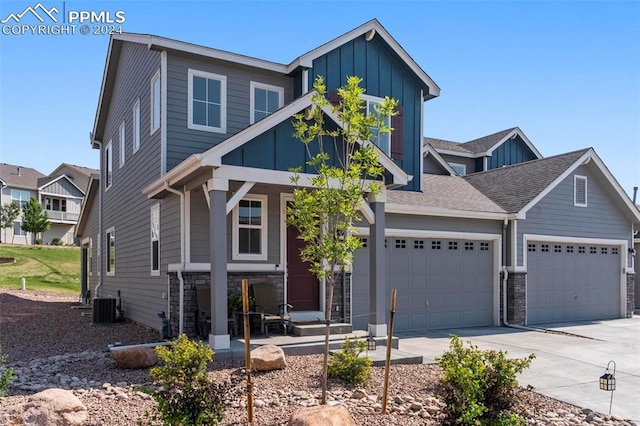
[77,19,639,350]
[1,162,97,245]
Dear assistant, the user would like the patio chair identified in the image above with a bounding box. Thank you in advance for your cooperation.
[251,283,292,336]
[195,286,237,339]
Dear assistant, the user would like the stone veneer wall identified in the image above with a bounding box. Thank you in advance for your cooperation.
[503,272,526,325]
[169,271,285,338]
[328,272,350,323]
[627,273,635,318]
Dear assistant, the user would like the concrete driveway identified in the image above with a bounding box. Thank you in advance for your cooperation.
[396,317,640,421]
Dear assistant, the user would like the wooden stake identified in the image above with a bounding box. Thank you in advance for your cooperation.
[242,280,253,424]
[381,288,397,414]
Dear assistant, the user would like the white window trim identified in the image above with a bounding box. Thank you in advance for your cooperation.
[119,121,126,168]
[450,162,467,176]
[150,203,160,276]
[187,69,227,133]
[150,70,160,134]
[106,227,115,276]
[249,81,284,124]
[232,194,268,261]
[361,94,391,155]
[133,99,140,153]
[574,174,588,207]
[105,141,113,191]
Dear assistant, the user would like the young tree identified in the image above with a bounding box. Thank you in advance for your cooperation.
[288,75,397,403]
[21,198,50,245]
[0,202,20,243]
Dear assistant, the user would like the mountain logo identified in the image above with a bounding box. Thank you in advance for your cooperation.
[1,3,59,24]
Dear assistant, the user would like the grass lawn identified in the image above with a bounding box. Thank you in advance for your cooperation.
[0,244,80,295]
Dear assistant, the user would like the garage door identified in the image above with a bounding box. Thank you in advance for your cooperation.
[351,237,495,332]
[527,242,620,324]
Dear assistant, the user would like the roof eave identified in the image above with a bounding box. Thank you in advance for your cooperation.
[142,154,204,198]
[386,203,512,220]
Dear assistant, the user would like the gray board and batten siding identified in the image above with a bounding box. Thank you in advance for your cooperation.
[165,52,294,172]
[98,40,174,330]
[310,33,425,192]
[40,178,84,198]
[516,165,633,268]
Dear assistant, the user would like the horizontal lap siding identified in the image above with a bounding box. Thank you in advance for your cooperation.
[517,165,632,267]
[100,41,167,331]
[166,53,294,171]
[311,35,423,192]
[83,190,100,296]
[386,214,502,235]
[440,154,475,174]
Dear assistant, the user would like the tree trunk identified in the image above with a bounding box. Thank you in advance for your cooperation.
[321,275,335,404]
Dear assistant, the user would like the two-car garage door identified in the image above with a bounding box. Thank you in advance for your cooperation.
[526,241,621,324]
[351,236,496,332]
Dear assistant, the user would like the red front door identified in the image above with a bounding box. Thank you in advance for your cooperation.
[286,224,320,311]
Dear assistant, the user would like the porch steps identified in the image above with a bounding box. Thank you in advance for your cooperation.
[290,321,352,337]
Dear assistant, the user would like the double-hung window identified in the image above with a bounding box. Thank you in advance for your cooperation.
[232,195,267,261]
[250,82,283,124]
[106,227,115,275]
[362,94,391,156]
[150,71,160,134]
[150,204,160,275]
[105,141,113,190]
[11,189,30,208]
[119,121,126,168]
[188,69,226,133]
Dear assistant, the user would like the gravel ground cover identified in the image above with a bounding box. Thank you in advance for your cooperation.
[0,288,636,425]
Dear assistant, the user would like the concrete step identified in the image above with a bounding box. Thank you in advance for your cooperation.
[291,322,352,337]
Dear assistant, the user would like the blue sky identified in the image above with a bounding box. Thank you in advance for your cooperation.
[0,1,638,198]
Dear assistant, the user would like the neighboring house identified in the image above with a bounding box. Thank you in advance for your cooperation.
[0,163,45,244]
[76,19,639,350]
[0,162,97,245]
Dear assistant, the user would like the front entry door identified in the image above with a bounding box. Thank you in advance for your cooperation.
[286,224,320,311]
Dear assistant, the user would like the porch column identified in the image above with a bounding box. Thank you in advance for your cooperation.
[208,177,229,350]
[368,191,387,337]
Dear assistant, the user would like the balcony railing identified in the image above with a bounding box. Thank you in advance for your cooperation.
[45,210,79,222]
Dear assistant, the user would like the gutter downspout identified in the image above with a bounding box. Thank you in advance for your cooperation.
[501,218,540,332]
[165,184,186,334]
[93,140,104,299]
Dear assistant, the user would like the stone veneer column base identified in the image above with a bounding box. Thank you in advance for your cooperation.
[626,273,635,318]
[503,272,526,325]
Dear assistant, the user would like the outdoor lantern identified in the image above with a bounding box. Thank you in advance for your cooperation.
[367,335,376,351]
[599,360,616,391]
[599,360,616,415]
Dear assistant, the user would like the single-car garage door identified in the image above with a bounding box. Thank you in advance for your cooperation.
[527,242,621,324]
[351,237,495,332]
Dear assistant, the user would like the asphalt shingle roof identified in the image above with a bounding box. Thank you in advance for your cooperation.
[423,137,472,153]
[460,127,516,154]
[0,163,45,189]
[463,149,590,213]
[388,175,506,213]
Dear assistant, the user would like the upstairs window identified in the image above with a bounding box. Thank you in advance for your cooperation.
[574,175,587,207]
[232,195,267,260]
[133,100,140,152]
[150,70,160,134]
[450,163,467,176]
[105,141,113,190]
[119,121,126,168]
[362,94,391,156]
[11,189,30,207]
[250,82,283,124]
[188,69,226,133]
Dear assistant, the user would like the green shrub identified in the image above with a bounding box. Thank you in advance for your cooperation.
[437,335,535,425]
[35,238,43,245]
[145,334,229,425]
[327,337,372,386]
[0,347,15,397]
[51,238,62,246]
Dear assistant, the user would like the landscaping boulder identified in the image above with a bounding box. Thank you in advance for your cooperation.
[289,405,355,426]
[251,344,286,371]
[4,388,87,425]
[111,346,158,369]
